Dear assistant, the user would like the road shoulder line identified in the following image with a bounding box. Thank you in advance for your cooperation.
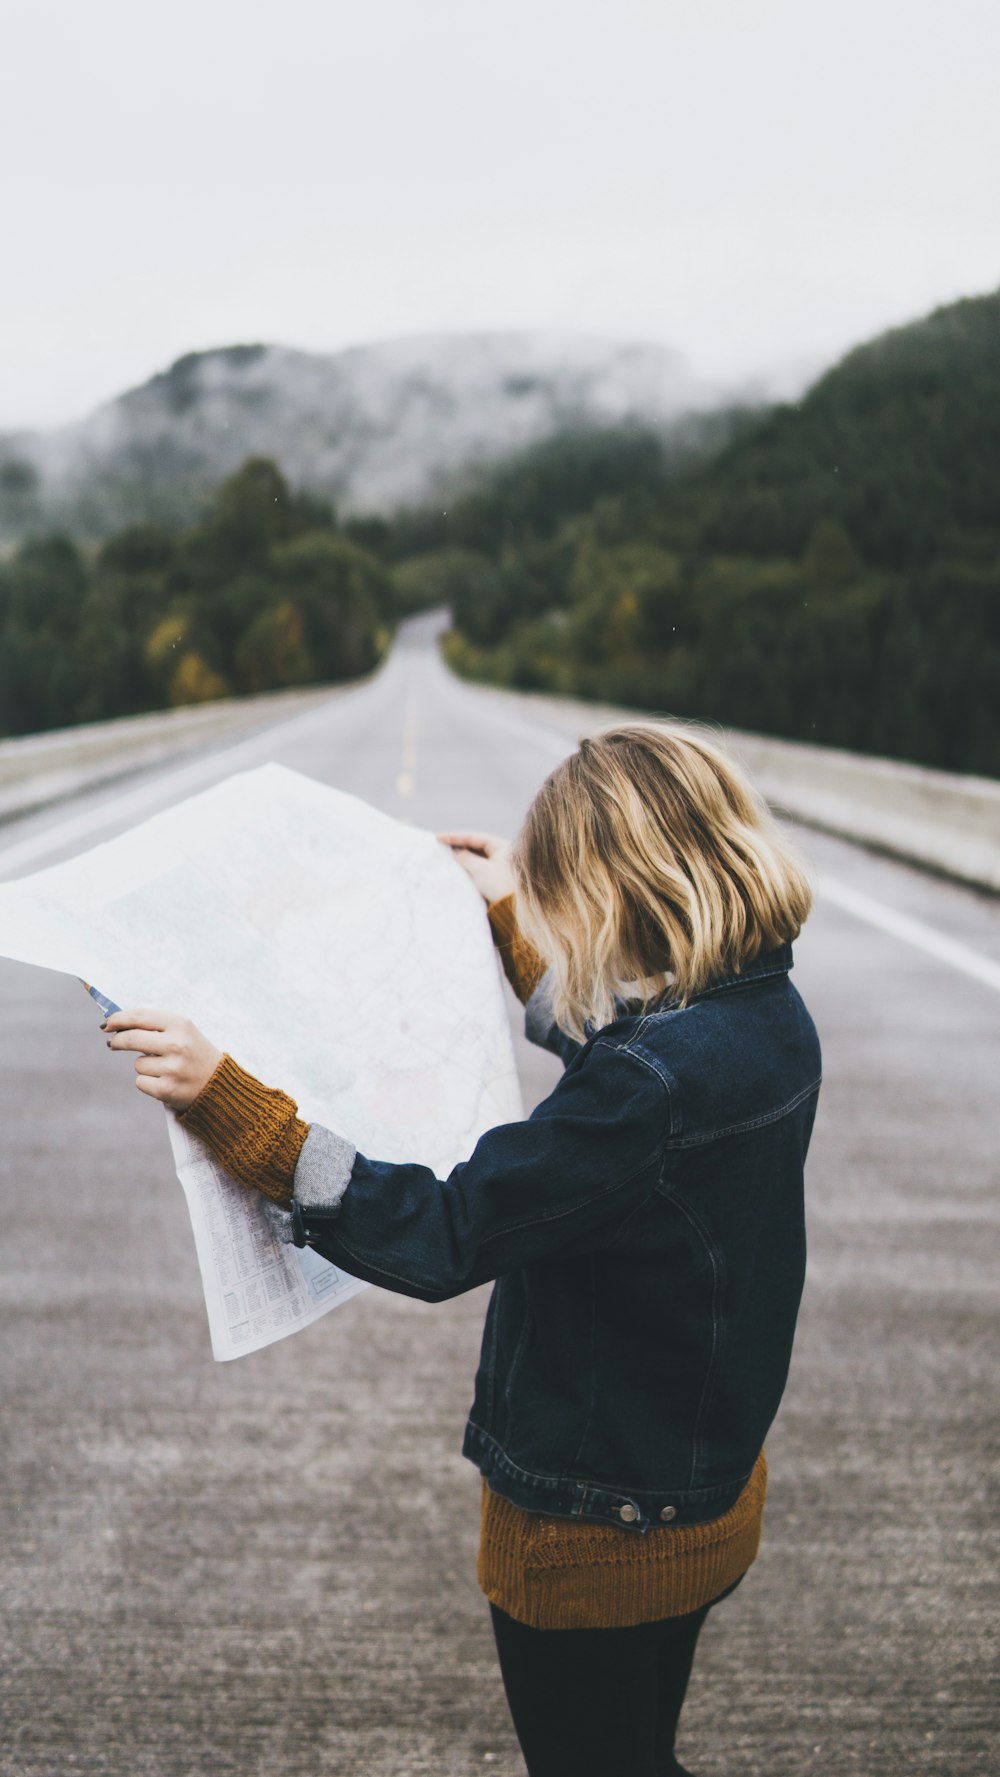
[818,874,1000,995]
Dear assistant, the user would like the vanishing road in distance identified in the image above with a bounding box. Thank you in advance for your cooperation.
[1,616,996,1776]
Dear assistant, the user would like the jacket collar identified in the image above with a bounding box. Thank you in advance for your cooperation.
[601,942,795,1030]
[684,941,794,1005]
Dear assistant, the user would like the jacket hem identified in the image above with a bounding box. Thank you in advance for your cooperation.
[463,1420,754,1532]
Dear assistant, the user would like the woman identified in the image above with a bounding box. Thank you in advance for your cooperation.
[103,723,821,1777]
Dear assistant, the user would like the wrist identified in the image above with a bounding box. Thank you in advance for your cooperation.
[177,1054,309,1204]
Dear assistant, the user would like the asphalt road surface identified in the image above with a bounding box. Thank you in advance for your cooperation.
[1,619,997,1777]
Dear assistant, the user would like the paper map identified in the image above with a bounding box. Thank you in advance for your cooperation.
[0,765,523,1358]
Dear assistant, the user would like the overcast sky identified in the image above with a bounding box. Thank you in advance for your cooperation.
[3,0,997,431]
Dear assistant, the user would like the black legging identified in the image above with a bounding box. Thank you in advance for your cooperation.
[490,1578,742,1777]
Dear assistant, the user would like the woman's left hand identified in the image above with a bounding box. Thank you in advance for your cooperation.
[103,1009,224,1113]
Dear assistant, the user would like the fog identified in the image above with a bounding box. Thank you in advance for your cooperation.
[2,0,997,428]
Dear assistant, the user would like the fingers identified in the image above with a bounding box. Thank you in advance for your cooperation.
[103,1008,171,1030]
[132,1051,199,1107]
[103,1007,222,1113]
[135,1073,170,1101]
[437,835,486,855]
[104,1009,188,1054]
[107,1027,170,1055]
[436,831,506,857]
[447,849,485,879]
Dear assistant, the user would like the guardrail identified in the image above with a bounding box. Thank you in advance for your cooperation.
[471,684,1000,895]
[7,670,999,894]
[0,685,338,824]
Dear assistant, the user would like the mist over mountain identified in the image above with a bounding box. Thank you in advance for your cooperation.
[439,289,1000,776]
[0,332,751,548]
[2,292,994,772]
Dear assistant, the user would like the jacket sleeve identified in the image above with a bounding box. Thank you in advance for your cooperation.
[286,1041,670,1302]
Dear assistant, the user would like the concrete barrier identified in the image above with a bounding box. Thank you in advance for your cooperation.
[0,685,340,824]
[467,683,1000,895]
[719,730,1000,895]
[8,667,999,895]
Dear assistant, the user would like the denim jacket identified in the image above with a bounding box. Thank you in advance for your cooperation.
[285,942,821,1532]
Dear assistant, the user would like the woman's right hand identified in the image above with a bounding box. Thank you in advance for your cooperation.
[437,830,516,906]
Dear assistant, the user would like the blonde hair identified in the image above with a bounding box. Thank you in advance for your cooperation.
[511,723,813,1041]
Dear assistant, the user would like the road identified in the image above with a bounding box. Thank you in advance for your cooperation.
[1,619,997,1777]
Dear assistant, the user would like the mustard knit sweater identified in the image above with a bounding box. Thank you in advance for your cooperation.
[178,893,767,1630]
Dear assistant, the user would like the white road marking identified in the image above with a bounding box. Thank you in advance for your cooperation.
[445,662,1000,1000]
[5,642,998,1002]
[819,874,1000,995]
[396,690,420,798]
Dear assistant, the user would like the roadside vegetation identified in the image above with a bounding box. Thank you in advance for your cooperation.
[2,291,997,775]
[0,459,390,736]
[424,291,1000,777]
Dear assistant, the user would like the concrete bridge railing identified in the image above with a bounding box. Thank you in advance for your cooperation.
[0,685,337,824]
[469,683,1000,896]
[3,668,998,895]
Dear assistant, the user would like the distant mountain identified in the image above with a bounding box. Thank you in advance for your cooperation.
[438,288,1000,776]
[0,332,740,547]
[672,288,1000,568]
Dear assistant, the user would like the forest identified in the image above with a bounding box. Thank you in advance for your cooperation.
[0,459,390,736]
[1,291,997,776]
[431,291,1000,776]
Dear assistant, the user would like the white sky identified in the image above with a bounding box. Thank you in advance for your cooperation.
[2,0,998,430]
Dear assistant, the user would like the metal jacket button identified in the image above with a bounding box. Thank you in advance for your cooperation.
[659,1505,677,1522]
[617,1502,639,1523]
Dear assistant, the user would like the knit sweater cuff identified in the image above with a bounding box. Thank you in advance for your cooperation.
[176,1053,309,1206]
[487,893,546,1006]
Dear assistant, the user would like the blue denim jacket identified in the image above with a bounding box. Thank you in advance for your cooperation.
[285,942,821,1532]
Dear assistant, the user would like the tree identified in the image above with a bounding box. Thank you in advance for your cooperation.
[169,651,231,705]
[267,532,389,679]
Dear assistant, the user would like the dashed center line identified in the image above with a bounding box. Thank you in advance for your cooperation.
[4,641,998,1001]
[396,693,419,798]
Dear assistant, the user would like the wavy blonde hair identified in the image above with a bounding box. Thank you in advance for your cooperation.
[511,723,813,1041]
